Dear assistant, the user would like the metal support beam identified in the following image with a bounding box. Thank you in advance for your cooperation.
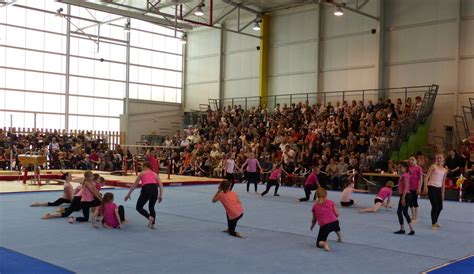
[455,0,462,115]
[239,18,255,32]
[56,0,193,30]
[316,3,323,103]
[341,4,379,20]
[218,24,225,110]
[376,0,385,98]
[124,17,131,143]
[0,0,17,8]
[258,15,269,107]
[222,0,260,15]
[78,16,125,32]
[213,5,238,25]
[65,4,71,131]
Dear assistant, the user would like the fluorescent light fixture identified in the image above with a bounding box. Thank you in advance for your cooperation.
[252,21,260,31]
[194,6,204,16]
[334,6,343,16]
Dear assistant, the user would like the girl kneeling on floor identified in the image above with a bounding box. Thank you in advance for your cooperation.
[94,192,126,229]
[310,188,342,252]
[212,180,244,238]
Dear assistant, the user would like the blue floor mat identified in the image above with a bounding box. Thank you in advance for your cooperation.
[424,255,474,274]
[0,247,73,274]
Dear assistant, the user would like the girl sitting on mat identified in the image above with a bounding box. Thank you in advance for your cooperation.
[212,180,244,238]
[310,188,342,252]
[359,181,393,213]
[93,192,126,229]
[31,173,73,207]
[394,162,415,235]
[125,162,163,229]
[42,172,89,219]
[339,178,368,207]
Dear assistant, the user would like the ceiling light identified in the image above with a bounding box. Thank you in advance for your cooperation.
[252,21,260,31]
[124,22,131,32]
[334,6,343,16]
[180,34,187,44]
[55,8,64,17]
[194,6,204,16]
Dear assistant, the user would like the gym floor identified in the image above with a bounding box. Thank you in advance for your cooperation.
[1,183,473,273]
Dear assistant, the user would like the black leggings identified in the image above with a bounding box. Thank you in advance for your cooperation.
[299,184,318,202]
[408,190,419,208]
[226,173,235,189]
[47,198,71,206]
[397,196,411,225]
[246,172,258,192]
[261,179,279,196]
[227,213,243,237]
[428,186,443,225]
[136,184,158,224]
[76,199,101,222]
[61,196,82,217]
[102,205,126,227]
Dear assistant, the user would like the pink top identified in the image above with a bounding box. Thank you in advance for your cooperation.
[312,199,337,226]
[340,184,354,202]
[141,170,159,186]
[80,184,94,202]
[146,155,159,173]
[269,168,282,180]
[429,167,446,188]
[398,173,410,194]
[215,191,244,220]
[377,187,392,201]
[225,159,235,174]
[95,182,101,191]
[304,172,318,187]
[246,158,258,172]
[103,202,119,228]
[408,165,422,190]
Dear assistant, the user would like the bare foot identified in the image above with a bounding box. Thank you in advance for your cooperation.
[149,224,157,229]
[323,242,331,252]
[147,216,155,228]
[234,232,245,238]
[434,223,441,228]
[30,202,39,207]
[122,220,128,224]
[68,217,75,224]
[41,213,52,219]
[432,224,438,230]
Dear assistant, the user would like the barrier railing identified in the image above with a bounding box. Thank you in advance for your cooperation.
[1,127,124,149]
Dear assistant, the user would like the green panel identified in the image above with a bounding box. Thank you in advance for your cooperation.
[390,116,432,162]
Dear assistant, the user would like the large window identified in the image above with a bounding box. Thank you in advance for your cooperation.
[0,0,183,131]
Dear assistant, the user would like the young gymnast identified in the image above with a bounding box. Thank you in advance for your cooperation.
[125,162,163,229]
[42,172,88,219]
[69,171,102,224]
[94,192,125,229]
[261,163,287,197]
[423,154,447,230]
[212,180,244,238]
[310,188,342,252]
[31,172,73,207]
[299,166,321,202]
[359,181,393,213]
[339,178,368,207]
[240,153,263,193]
[394,162,415,235]
[408,156,423,222]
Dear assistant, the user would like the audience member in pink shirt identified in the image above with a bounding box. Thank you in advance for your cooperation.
[359,181,393,213]
[212,181,244,238]
[261,163,287,197]
[310,188,341,252]
[94,192,126,229]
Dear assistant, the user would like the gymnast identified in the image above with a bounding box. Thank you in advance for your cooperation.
[359,181,393,213]
[31,172,73,207]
